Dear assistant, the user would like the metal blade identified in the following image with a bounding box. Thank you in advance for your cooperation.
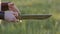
[20,14,52,20]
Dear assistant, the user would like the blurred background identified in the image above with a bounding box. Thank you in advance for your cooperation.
[1,0,60,34]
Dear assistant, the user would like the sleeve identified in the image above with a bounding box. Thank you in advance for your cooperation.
[0,11,4,19]
[5,11,17,22]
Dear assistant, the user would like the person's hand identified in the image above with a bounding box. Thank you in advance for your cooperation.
[4,2,21,22]
[8,2,15,11]
[8,2,19,17]
[6,2,20,22]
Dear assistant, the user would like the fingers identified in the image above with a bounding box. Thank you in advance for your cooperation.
[8,2,19,13]
[8,2,15,11]
[8,2,14,6]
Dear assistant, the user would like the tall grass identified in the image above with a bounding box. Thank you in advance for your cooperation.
[1,0,60,34]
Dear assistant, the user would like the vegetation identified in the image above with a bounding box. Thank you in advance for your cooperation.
[1,0,60,34]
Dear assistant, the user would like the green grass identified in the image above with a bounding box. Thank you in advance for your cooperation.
[1,0,60,34]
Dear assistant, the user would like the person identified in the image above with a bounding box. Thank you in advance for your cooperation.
[5,2,21,22]
[0,2,1,11]
[1,2,21,22]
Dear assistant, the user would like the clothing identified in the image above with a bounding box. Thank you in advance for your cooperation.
[0,5,1,11]
[0,11,4,19]
[5,11,18,22]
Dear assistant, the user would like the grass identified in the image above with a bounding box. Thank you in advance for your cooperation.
[1,0,60,34]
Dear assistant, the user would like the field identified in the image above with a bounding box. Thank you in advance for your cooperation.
[1,0,60,34]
